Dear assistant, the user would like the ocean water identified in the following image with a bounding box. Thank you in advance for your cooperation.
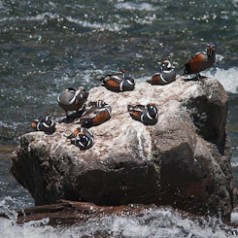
[0,0,238,237]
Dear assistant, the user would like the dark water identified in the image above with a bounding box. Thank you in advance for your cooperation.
[0,0,238,237]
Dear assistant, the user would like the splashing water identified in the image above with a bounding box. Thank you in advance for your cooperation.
[205,67,238,94]
[1,206,238,238]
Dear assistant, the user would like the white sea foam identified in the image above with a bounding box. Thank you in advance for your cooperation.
[231,211,238,224]
[134,14,157,25]
[0,121,25,130]
[232,0,238,7]
[0,1,4,10]
[0,12,128,32]
[66,16,128,32]
[204,67,238,94]
[231,159,238,167]
[0,207,237,238]
[114,2,157,11]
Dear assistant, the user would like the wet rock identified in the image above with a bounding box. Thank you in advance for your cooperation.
[11,76,235,221]
[16,200,156,226]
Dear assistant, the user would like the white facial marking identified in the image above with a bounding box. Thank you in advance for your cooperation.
[166,61,172,68]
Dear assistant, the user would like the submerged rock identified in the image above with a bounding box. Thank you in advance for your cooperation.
[11,76,235,221]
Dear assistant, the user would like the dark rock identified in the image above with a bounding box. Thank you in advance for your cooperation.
[11,76,235,222]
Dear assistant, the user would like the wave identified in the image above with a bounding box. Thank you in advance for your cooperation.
[0,12,129,32]
[66,16,128,32]
[114,2,157,11]
[0,206,238,238]
[204,67,238,94]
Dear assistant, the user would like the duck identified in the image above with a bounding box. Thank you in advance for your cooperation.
[128,103,158,125]
[100,69,135,92]
[57,87,89,118]
[147,60,176,85]
[80,100,112,128]
[31,112,56,134]
[68,127,94,150]
[183,44,215,78]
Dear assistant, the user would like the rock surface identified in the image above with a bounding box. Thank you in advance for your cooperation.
[11,76,235,221]
[16,200,156,226]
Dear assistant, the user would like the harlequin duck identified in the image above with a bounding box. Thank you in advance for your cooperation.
[100,69,135,92]
[68,127,94,150]
[80,100,112,128]
[128,103,158,125]
[147,60,176,85]
[183,44,215,78]
[32,112,56,134]
[57,87,89,118]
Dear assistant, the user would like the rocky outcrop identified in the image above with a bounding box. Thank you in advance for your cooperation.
[11,76,235,221]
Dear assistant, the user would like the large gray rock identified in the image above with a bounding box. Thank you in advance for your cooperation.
[11,77,235,221]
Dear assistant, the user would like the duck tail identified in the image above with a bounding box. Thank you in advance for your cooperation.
[180,63,189,76]
[127,104,134,112]
[95,75,105,81]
